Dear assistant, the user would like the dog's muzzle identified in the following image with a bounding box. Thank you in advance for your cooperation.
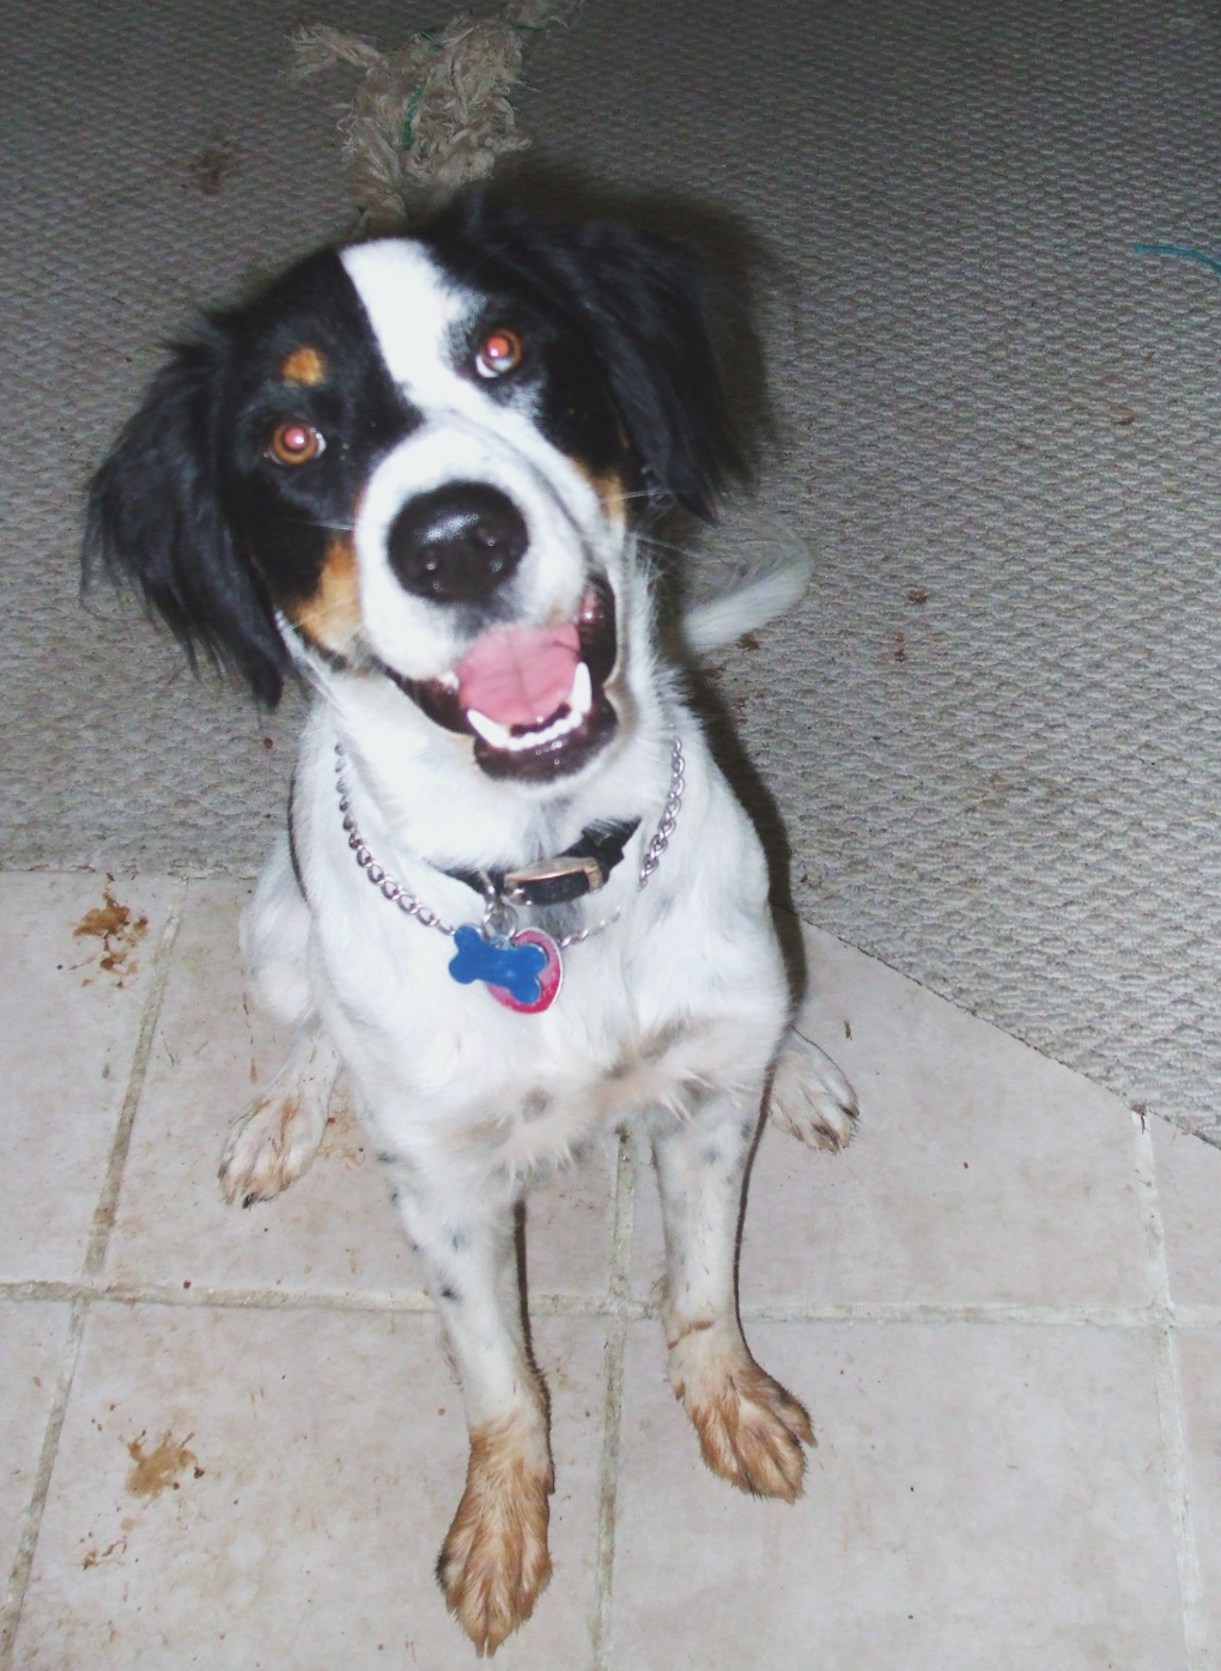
[383,568,621,784]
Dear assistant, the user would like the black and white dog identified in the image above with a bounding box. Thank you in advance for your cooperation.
[87,196,856,1655]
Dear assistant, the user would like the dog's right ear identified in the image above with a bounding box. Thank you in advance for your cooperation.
[84,328,289,705]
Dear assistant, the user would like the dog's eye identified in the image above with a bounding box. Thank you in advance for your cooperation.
[267,421,326,466]
[474,328,524,380]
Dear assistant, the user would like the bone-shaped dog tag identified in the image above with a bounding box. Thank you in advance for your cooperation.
[448,924,563,1013]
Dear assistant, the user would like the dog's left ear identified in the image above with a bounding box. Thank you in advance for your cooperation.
[452,198,746,520]
[550,220,745,519]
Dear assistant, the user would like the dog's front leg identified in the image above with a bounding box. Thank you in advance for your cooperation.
[652,1090,813,1501]
[382,1158,553,1656]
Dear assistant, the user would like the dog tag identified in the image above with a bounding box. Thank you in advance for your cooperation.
[448,924,563,1014]
[487,928,563,1014]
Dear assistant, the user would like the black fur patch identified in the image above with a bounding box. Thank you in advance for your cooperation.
[86,252,411,703]
[85,198,743,705]
[423,198,741,518]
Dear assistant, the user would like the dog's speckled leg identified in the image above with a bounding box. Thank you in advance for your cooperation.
[652,1087,814,1500]
[381,1157,554,1656]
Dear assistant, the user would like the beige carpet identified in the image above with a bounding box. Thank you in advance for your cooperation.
[3,0,1219,1138]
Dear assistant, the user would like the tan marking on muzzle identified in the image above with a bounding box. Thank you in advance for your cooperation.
[286,533,362,654]
[568,457,629,527]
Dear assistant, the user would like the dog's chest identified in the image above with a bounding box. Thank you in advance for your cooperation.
[318,890,680,1160]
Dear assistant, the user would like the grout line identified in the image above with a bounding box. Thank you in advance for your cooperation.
[1170,1305,1221,1331]
[0,1276,1173,1329]
[84,882,189,1278]
[590,1128,636,1671]
[0,884,188,1668]
[0,1299,88,1669]
[1131,1111,1210,1669]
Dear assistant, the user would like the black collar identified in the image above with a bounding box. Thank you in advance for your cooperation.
[443,819,641,908]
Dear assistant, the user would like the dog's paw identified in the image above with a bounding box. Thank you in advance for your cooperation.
[768,1028,859,1153]
[219,1089,326,1207]
[437,1415,554,1656]
[670,1326,814,1502]
[219,1072,332,1207]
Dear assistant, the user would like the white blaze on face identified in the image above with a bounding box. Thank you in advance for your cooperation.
[340,241,472,411]
[337,239,613,687]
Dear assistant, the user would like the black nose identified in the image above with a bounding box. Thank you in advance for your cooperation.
[387,482,528,603]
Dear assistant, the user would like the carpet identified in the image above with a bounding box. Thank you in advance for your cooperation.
[3,0,1218,1136]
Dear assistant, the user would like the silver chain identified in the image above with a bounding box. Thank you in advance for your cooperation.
[335,760,456,935]
[333,736,685,950]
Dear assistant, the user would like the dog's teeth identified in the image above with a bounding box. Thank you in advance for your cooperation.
[528,707,579,748]
[466,708,514,749]
[467,666,593,756]
[569,660,592,718]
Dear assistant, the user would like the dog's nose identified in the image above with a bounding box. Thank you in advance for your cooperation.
[387,482,528,603]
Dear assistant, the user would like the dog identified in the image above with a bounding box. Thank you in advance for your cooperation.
[85,195,857,1655]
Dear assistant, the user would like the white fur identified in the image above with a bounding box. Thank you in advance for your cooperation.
[225,239,855,1651]
[682,529,814,653]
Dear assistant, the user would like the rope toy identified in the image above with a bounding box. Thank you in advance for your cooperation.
[290,1,579,229]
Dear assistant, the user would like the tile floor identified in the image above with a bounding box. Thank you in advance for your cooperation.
[1,871,1218,1669]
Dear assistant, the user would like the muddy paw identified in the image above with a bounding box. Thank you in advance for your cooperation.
[219,1084,326,1206]
[672,1333,814,1502]
[437,1418,554,1656]
[769,1029,858,1153]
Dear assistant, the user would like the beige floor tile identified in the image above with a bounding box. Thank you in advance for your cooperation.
[609,1320,1187,1671]
[13,1304,607,1671]
[1175,1329,1221,1664]
[0,873,179,1283]
[0,1302,71,1587]
[634,927,1148,1310]
[106,880,618,1301]
[1151,1121,1221,1310]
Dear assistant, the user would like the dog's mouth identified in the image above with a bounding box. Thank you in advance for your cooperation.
[385,577,620,782]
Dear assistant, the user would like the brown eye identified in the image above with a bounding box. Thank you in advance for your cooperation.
[267,420,325,466]
[474,327,524,379]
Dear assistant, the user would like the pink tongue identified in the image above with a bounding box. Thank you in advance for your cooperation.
[456,621,581,728]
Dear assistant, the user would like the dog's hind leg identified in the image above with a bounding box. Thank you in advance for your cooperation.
[380,1157,553,1656]
[651,1085,814,1501]
[219,833,339,1206]
[768,1028,859,1152]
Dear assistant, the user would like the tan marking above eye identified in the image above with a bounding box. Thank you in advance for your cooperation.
[280,345,328,386]
[267,421,325,467]
[474,327,524,379]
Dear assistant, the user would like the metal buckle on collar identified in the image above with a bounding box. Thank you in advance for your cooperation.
[502,853,606,907]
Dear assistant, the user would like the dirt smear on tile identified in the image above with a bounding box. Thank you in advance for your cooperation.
[125,1431,202,1498]
[82,1525,132,1569]
[74,887,149,984]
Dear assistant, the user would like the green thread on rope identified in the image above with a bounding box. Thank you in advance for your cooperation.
[400,84,424,149]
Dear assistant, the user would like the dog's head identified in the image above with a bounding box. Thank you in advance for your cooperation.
[86,197,741,787]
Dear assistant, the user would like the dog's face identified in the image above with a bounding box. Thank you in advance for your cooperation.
[87,198,739,787]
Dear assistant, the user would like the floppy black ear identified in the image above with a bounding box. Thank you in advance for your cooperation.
[446,198,746,520]
[548,220,746,520]
[84,328,289,705]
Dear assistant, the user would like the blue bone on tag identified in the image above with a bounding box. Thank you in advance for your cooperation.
[448,924,547,1004]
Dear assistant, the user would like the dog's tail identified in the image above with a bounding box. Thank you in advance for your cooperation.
[679,509,812,654]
